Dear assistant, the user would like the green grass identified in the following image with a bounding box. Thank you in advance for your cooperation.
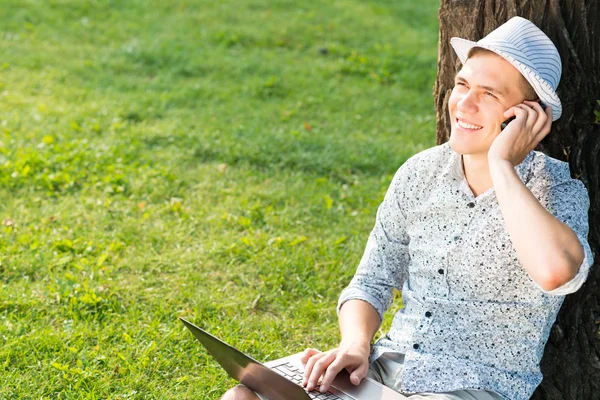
[0,0,438,397]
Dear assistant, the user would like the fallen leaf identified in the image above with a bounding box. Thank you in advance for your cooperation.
[334,236,347,246]
[251,294,261,309]
[289,236,307,246]
[323,195,333,210]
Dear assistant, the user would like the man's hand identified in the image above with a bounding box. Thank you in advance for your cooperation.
[300,340,371,393]
[488,101,552,166]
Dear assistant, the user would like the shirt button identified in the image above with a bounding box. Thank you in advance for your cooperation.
[438,268,444,274]
[453,235,461,241]
[425,311,432,317]
[413,343,420,350]
[467,202,475,208]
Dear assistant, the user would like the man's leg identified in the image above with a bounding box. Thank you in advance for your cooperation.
[367,354,502,400]
[406,391,502,400]
[366,353,406,392]
[220,384,262,400]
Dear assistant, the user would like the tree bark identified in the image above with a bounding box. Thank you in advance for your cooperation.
[434,1,600,399]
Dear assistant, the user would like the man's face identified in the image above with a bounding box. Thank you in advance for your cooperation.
[448,52,529,156]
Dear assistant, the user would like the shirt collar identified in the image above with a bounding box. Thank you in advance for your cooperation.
[449,148,535,185]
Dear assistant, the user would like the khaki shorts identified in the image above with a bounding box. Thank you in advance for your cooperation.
[367,353,503,400]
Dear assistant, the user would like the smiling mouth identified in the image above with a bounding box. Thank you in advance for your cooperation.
[456,118,483,130]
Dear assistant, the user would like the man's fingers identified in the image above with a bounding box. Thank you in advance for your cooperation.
[545,104,553,119]
[504,105,526,123]
[539,105,553,137]
[524,101,549,134]
[300,348,320,365]
[302,351,326,386]
[532,105,552,143]
[502,107,517,119]
[302,351,325,385]
[532,113,548,135]
[349,362,369,386]
[318,358,346,392]
[514,104,536,127]
[306,351,336,391]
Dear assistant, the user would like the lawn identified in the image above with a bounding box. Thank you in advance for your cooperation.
[0,0,439,398]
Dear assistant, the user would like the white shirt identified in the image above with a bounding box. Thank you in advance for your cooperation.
[338,143,593,400]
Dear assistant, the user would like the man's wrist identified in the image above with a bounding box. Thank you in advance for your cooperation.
[340,336,372,349]
[488,157,516,179]
[488,155,513,169]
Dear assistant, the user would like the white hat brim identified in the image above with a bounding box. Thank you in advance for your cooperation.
[450,37,562,121]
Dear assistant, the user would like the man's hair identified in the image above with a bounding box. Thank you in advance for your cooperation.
[467,47,539,101]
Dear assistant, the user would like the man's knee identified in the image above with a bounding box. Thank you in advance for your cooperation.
[221,385,261,400]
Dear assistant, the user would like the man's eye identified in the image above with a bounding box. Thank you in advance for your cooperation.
[485,91,497,98]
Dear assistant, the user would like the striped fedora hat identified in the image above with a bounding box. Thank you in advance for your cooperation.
[450,16,562,121]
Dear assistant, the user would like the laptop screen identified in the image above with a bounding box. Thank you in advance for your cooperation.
[179,317,310,400]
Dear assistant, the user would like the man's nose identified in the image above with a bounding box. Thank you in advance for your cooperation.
[457,90,478,113]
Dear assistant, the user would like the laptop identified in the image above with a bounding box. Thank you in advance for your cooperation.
[179,317,407,400]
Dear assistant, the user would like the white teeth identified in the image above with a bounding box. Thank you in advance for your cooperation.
[457,119,482,130]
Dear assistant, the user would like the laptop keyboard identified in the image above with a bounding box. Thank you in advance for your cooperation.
[272,362,343,400]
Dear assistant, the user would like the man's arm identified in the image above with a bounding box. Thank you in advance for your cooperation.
[489,159,584,291]
[488,102,585,291]
[338,299,381,348]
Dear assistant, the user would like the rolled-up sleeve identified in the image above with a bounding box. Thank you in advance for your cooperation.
[534,179,594,296]
[337,166,412,320]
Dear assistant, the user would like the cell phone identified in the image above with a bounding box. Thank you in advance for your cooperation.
[501,102,546,130]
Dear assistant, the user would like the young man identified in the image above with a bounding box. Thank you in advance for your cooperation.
[222,16,593,400]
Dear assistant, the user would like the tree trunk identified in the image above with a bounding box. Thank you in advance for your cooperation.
[434,1,600,399]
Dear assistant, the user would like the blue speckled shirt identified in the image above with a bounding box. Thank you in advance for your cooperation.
[337,143,593,400]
